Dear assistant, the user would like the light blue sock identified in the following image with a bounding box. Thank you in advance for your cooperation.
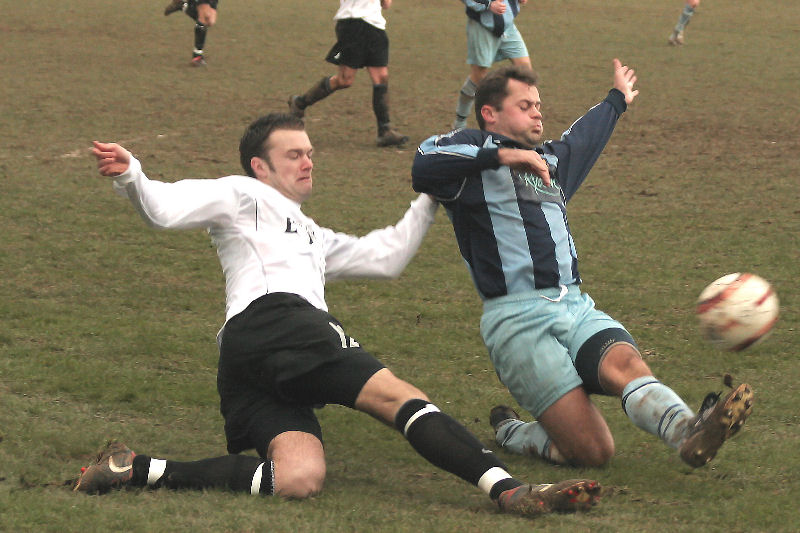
[675,5,695,33]
[454,77,477,129]
[495,419,566,464]
[622,376,694,449]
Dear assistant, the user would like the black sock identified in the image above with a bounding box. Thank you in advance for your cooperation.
[132,454,273,494]
[298,77,334,109]
[372,84,390,133]
[395,399,514,488]
[489,478,524,500]
[194,23,207,54]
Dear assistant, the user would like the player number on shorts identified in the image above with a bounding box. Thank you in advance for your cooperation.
[329,322,360,349]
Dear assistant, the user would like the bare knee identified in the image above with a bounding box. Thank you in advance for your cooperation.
[198,5,216,26]
[332,75,354,89]
[269,431,326,499]
[539,387,615,467]
[275,466,325,499]
[565,438,615,467]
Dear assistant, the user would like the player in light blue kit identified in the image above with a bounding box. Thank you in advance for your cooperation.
[453,0,532,130]
[413,60,754,469]
[669,0,701,46]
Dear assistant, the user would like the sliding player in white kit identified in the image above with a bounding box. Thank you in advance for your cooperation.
[74,113,600,518]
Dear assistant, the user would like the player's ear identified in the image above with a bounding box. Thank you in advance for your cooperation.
[251,156,267,178]
[480,105,496,127]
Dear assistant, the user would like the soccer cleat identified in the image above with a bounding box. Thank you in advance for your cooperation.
[489,405,521,434]
[287,95,305,118]
[191,55,207,67]
[668,30,685,46]
[164,0,185,16]
[679,381,754,468]
[376,127,409,148]
[498,479,601,517]
[73,441,135,494]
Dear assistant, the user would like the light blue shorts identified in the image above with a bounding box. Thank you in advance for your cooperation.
[466,19,529,67]
[480,285,629,418]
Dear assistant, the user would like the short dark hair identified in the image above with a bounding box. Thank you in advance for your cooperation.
[474,66,539,129]
[239,113,305,177]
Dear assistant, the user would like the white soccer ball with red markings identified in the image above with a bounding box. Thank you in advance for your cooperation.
[696,273,779,351]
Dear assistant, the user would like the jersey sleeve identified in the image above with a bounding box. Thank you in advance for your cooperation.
[322,194,439,280]
[544,89,627,202]
[463,0,491,12]
[111,156,239,230]
[411,130,500,201]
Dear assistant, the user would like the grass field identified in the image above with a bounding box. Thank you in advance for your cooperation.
[2,0,799,531]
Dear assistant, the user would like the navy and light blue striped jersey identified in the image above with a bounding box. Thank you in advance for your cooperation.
[411,89,627,300]
[463,0,521,37]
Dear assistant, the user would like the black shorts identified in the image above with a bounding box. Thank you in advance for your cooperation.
[217,292,385,456]
[186,0,218,19]
[325,18,389,68]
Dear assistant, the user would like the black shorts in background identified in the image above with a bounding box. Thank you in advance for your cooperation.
[325,18,389,68]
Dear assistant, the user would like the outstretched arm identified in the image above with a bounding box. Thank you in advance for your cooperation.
[90,141,238,230]
[323,194,439,280]
[91,141,131,177]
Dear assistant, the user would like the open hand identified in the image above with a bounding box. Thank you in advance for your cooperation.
[91,141,131,177]
[612,58,639,104]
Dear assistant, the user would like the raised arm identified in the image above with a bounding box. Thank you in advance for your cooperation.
[543,59,638,200]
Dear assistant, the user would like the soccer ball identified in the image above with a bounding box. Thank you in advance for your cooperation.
[696,273,779,351]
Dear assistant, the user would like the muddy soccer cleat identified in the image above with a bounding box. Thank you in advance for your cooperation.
[668,30,685,46]
[73,441,135,493]
[679,380,754,467]
[191,55,207,67]
[489,405,521,434]
[376,127,409,147]
[164,0,185,16]
[497,479,601,517]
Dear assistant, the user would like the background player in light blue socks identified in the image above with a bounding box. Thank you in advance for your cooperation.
[669,0,700,45]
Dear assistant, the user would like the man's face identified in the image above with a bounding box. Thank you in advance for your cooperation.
[484,79,543,148]
[255,129,314,204]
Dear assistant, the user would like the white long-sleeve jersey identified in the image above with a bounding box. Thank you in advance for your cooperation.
[112,156,439,322]
[333,0,386,30]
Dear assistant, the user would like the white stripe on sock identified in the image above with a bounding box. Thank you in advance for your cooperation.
[403,404,441,436]
[477,466,512,494]
[147,458,167,485]
[250,463,265,495]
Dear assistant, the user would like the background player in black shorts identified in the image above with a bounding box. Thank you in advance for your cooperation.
[164,0,219,66]
[73,113,601,517]
[288,0,408,147]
